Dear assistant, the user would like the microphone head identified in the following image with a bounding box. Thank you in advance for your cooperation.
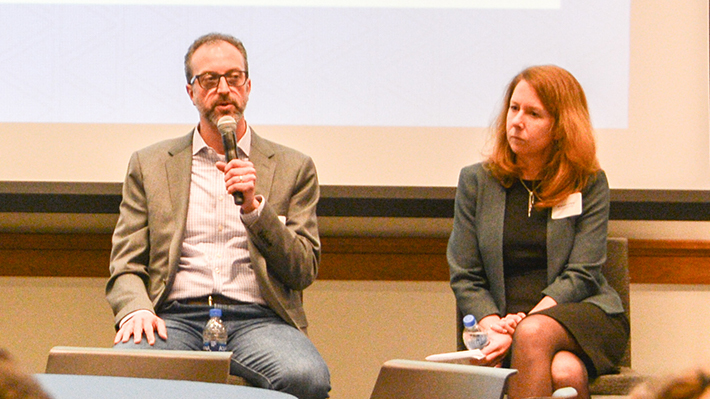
[217,115,237,136]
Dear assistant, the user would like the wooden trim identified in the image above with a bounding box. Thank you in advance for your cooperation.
[319,237,450,281]
[0,233,110,278]
[628,239,710,284]
[1,234,710,284]
[320,238,710,284]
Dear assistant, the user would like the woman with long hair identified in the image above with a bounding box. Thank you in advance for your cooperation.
[448,65,629,399]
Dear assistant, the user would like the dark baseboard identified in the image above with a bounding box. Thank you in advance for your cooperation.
[2,182,709,221]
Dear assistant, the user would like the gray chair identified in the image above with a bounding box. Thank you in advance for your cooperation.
[588,237,646,396]
[455,237,646,396]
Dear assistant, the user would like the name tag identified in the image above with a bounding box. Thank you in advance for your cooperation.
[551,192,582,219]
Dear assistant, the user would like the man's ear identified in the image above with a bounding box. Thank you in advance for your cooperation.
[186,83,196,105]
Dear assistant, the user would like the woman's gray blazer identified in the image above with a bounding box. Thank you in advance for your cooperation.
[448,163,624,323]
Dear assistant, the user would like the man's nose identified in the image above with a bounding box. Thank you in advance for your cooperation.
[216,76,230,93]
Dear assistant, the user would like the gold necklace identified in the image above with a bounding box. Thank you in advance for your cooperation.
[519,179,538,217]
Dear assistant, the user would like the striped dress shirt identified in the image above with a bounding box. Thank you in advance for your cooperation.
[166,125,266,305]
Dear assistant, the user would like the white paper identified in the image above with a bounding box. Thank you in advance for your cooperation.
[425,350,485,364]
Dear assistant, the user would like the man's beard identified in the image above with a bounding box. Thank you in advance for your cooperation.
[207,108,243,127]
[204,97,246,127]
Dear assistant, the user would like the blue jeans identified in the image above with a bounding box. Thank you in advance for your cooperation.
[114,301,331,399]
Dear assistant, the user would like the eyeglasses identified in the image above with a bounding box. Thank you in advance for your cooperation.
[190,70,249,90]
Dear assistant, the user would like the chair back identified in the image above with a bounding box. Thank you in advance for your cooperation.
[45,346,233,383]
[601,237,631,367]
[370,359,516,399]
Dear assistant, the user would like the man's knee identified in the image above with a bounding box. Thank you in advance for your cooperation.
[232,352,330,399]
[275,358,331,399]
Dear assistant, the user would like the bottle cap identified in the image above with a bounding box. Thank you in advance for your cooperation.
[209,308,222,318]
[463,314,476,328]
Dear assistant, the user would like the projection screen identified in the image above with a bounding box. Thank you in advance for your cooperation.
[0,0,708,190]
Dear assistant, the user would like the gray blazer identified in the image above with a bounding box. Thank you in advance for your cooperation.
[106,128,320,333]
[448,163,624,323]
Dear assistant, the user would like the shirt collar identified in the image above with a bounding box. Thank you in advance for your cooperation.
[192,121,252,158]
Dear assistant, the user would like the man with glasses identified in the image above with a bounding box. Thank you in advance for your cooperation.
[106,32,331,399]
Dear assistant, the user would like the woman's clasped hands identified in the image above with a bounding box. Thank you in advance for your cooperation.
[491,312,527,335]
[473,312,526,367]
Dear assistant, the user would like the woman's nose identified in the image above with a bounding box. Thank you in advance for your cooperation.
[509,111,523,127]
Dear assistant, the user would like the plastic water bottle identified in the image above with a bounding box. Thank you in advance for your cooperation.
[462,314,489,350]
[203,308,227,351]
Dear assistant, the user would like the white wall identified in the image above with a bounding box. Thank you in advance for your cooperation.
[3,276,710,399]
[1,221,709,399]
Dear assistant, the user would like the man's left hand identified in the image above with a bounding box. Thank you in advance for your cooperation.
[216,159,259,213]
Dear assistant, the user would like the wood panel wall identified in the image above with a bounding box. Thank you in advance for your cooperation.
[1,233,709,284]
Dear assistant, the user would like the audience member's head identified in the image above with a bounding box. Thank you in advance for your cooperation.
[631,368,710,399]
[0,349,51,399]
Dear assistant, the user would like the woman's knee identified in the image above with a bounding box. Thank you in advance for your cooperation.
[512,315,556,347]
[551,351,588,388]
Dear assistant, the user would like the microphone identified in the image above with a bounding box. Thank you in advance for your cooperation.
[217,115,244,205]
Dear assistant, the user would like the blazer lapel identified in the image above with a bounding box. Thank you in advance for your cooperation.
[480,180,507,312]
[165,132,193,215]
[165,132,193,270]
[244,128,289,321]
[248,128,276,200]
[547,214,575,283]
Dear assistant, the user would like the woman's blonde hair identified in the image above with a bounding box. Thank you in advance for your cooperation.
[486,65,599,208]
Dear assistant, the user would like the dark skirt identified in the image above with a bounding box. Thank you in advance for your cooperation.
[505,271,630,377]
[536,302,629,377]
